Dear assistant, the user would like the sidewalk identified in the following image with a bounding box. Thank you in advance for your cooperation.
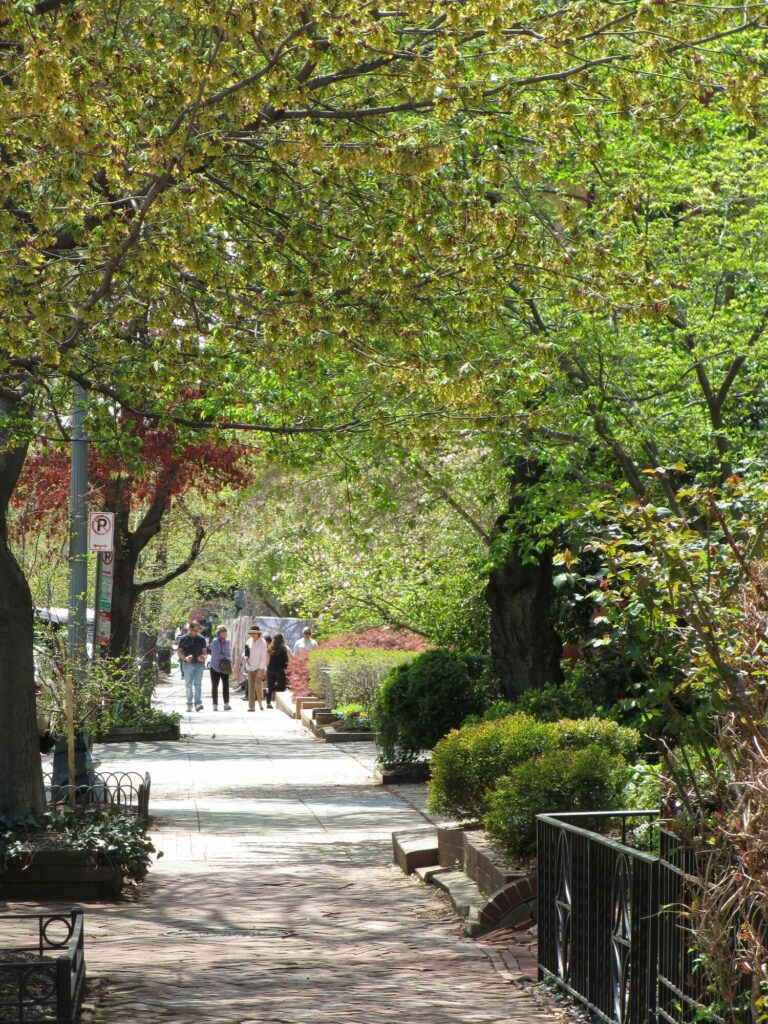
[48,676,553,1023]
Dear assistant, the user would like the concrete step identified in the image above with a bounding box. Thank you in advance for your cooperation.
[431,870,487,937]
[414,864,449,884]
[392,828,439,875]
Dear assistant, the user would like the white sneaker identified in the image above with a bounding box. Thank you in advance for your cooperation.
[186,704,193,712]
[223,704,231,711]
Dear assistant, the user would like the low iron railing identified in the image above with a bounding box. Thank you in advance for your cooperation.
[44,771,151,824]
[0,908,85,1023]
[538,810,753,1024]
[538,810,660,1024]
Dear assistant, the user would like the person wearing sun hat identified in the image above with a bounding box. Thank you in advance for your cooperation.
[242,624,269,711]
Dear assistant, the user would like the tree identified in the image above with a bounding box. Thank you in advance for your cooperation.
[12,418,255,655]
[0,0,762,815]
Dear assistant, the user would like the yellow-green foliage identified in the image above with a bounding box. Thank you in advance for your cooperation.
[307,648,417,710]
[427,715,639,821]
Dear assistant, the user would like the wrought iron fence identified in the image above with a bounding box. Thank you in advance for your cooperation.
[538,810,661,1024]
[44,771,151,823]
[0,908,85,1023]
[538,810,755,1024]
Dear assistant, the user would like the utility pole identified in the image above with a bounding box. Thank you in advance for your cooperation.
[63,382,89,792]
[67,384,89,672]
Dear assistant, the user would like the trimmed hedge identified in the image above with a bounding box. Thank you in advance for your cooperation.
[484,744,631,861]
[427,714,640,821]
[306,648,417,710]
[373,649,487,764]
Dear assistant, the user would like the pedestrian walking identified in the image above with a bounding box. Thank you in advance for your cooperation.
[293,626,318,655]
[177,621,208,711]
[243,625,269,711]
[265,633,292,708]
[209,626,232,711]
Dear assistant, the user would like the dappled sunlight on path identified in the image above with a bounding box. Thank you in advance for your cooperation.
[22,678,552,1023]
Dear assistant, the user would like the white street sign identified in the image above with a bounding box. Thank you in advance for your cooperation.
[88,512,115,552]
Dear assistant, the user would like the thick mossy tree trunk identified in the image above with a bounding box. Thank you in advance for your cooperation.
[484,457,563,700]
[0,417,46,817]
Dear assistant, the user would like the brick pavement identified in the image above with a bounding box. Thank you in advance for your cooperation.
[31,677,557,1023]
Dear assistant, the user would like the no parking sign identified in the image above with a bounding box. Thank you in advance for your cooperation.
[88,512,114,552]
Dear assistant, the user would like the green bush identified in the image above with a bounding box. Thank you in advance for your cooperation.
[0,806,155,881]
[373,649,487,764]
[330,702,372,731]
[484,745,631,862]
[462,677,611,728]
[507,679,601,722]
[551,717,640,761]
[307,648,417,710]
[428,714,639,821]
[428,714,558,819]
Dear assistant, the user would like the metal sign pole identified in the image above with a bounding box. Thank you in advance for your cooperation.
[92,553,102,661]
[67,383,88,681]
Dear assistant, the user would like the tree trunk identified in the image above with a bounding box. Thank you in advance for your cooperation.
[0,420,46,817]
[485,543,563,699]
[108,534,139,658]
[484,457,563,699]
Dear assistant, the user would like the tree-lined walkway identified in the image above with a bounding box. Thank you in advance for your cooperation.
[42,677,550,1023]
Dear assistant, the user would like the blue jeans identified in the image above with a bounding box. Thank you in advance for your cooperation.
[182,660,204,706]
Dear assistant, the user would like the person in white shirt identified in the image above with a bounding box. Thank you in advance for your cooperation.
[243,625,269,711]
[293,627,318,656]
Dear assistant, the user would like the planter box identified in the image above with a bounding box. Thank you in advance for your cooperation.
[374,761,431,784]
[0,850,123,900]
[96,723,180,743]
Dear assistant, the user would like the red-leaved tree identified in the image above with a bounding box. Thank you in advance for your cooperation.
[13,417,255,656]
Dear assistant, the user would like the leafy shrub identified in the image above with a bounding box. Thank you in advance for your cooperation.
[0,806,156,881]
[551,717,639,761]
[484,745,631,861]
[307,647,417,710]
[428,714,640,820]
[506,679,602,722]
[287,628,428,697]
[373,649,487,765]
[331,702,372,731]
[107,705,181,733]
[428,714,557,819]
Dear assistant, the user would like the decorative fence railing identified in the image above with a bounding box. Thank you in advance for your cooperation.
[538,810,660,1024]
[44,771,151,824]
[538,809,756,1024]
[0,908,85,1023]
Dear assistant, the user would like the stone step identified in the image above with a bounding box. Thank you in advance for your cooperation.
[413,864,449,884]
[392,828,439,875]
[430,870,487,937]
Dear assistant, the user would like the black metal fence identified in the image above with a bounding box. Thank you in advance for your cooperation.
[538,810,660,1024]
[43,771,151,823]
[538,809,755,1024]
[0,908,85,1023]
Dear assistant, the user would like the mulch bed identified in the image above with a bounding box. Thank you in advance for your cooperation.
[0,950,59,1021]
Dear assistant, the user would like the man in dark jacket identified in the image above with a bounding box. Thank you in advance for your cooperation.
[177,621,208,712]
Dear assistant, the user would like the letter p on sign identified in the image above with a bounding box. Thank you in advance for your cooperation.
[88,512,115,552]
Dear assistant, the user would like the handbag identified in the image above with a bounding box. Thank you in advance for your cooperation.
[219,658,232,674]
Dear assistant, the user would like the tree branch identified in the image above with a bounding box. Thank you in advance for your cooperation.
[134,523,206,594]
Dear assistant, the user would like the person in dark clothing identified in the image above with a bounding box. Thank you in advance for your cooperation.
[265,633,291,708]
[177,620,208,711]
[209,625,232,710]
